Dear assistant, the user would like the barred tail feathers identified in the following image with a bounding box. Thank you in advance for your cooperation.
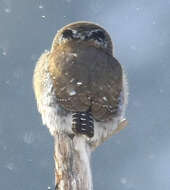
[72,111,94,138]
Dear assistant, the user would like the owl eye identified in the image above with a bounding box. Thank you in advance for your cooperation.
[91,30,105,42]
[62,29,73,39]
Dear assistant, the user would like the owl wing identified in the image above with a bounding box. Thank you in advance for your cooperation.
[47,46,123,122]
[90,54,123,121]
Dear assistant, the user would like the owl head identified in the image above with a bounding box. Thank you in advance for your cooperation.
[51,21,113,55]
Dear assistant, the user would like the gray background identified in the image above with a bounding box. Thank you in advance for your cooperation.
[0,0,170,189]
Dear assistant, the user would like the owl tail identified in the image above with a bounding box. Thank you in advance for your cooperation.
[72,109,94,138]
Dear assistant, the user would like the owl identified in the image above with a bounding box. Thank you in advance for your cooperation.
[33,21,128,140]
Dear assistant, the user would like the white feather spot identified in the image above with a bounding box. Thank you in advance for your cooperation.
[69,53,77,57]
[102,96,108,101]
[70,78,75,82]
[77,81,82,86]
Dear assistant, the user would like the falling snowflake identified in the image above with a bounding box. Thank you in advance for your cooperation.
[2,49,7,56]
[6,162,15,171]
[152,20,156,25]
[148,153,155,160]
[23,132,34,144]
[65,0,72,3]
[120,177,127,184]
[4,8,11,13]
[38,4,44,9]
[130,45,137,51]
[41,15,47,19]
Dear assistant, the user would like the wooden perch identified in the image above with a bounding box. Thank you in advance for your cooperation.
[53,119,127,190]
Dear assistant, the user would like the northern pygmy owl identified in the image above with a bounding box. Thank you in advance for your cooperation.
[33,21,128,139]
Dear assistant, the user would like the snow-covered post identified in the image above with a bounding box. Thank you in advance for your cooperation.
[53,119,127,190]
[54,133,92,190]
